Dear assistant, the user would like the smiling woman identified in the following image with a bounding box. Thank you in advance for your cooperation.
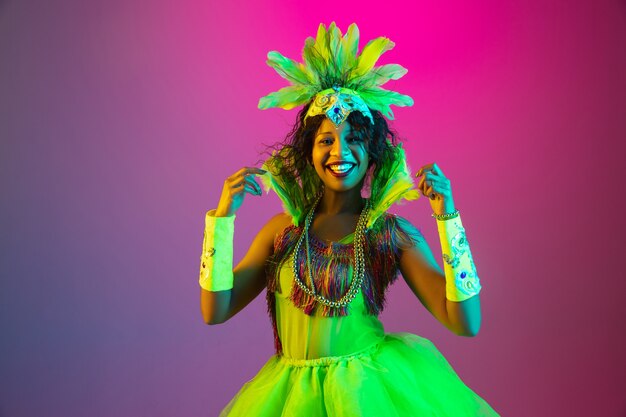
[199,22,497,416]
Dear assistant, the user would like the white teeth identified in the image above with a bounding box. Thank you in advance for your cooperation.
[328,163,354,173]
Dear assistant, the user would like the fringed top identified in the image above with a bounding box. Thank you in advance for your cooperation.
[265,212,423,355]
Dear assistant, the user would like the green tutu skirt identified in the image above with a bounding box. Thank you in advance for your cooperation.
[219,332,499,416]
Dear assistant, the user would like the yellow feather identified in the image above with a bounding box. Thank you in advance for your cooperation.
[353,37,395,79]
[314,23,330,63]
[340,23,359,70]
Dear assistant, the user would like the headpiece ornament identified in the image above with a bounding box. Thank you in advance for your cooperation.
[258,22,414,126]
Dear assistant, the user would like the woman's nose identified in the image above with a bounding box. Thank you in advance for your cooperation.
[330,138,350,157]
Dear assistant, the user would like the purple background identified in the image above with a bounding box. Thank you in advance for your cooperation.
[1,1,625,416]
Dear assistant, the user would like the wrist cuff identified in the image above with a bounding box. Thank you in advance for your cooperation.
[436,215,482,302]
[199,209,235,291]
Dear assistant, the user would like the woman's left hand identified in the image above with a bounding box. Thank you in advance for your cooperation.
[415,163,456,216]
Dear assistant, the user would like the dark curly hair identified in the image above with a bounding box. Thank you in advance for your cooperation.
[261,103,400,211]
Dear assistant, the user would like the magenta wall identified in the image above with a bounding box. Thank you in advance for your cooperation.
[1,1,625,416]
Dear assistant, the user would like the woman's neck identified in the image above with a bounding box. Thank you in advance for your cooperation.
[318,188,364,215]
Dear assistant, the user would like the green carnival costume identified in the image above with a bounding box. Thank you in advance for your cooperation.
[201,23,498,416]
[219,228,497,416]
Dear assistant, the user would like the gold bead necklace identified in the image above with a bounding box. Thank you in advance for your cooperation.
[291,194,370,308]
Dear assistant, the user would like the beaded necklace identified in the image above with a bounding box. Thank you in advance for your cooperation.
[291,194,370,308]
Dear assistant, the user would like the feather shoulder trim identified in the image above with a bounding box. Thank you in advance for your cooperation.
[367,142,420,228]
[259,149,322,227]
[259,142,419,229]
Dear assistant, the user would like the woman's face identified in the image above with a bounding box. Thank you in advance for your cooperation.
[311,118,369,193]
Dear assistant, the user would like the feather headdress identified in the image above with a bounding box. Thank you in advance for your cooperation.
[258,22,414,122]
[258,23,419,228]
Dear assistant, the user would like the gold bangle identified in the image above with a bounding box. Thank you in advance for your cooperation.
[432,209,460,221]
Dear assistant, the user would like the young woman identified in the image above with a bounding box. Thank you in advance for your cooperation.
[200,23,499,416]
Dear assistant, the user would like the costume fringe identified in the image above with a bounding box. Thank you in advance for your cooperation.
[265,213,423,355]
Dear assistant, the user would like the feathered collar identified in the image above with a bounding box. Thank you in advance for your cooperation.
[258,142,420,229]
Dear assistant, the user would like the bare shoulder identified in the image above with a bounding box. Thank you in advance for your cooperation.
[235,212,293,266]
[258,212,294,244]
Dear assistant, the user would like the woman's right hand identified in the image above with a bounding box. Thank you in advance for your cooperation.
[215,167,267,217]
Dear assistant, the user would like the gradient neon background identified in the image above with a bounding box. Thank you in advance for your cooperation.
[1,1,625,416]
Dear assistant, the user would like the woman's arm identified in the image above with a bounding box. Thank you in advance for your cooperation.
[199,165,288,325]
[201,212,291,325]
[395,216,482,337]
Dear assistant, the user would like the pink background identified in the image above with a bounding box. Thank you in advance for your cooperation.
[1,1,625,416]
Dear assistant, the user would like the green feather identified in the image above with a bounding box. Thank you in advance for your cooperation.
[353,37,395,79]
[358,87,414,118]
[358,64,408,88]
[329,22,342,56]
[259,151,322,226]
[259,152,303,224]
[267,51,313,85]
[302,37,324,86]
[258,85,313,110]
[328,22,342,79]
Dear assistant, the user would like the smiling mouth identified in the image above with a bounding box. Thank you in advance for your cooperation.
[326,162,356,176]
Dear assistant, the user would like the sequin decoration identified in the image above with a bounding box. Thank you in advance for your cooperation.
[199,248,216,279]
[453,252,481,297]
[454,268,481,296]
[443,230,468,268]
[306,86,374,126]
